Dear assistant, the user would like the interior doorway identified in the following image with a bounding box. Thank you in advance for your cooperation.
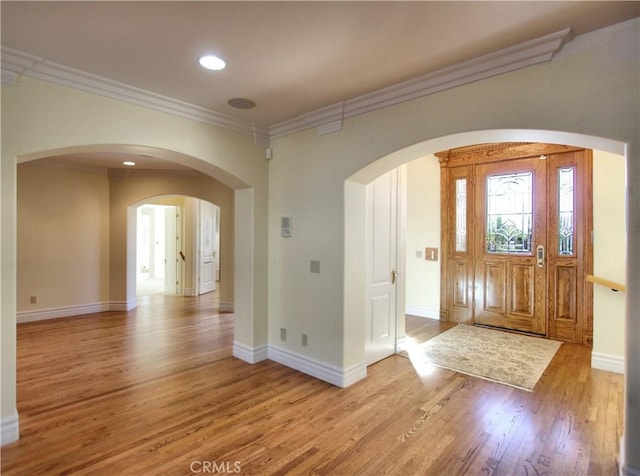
[135,197,221,298]
[136,204,181,296]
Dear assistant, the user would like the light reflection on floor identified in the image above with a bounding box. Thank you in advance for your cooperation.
[403,336,439,377]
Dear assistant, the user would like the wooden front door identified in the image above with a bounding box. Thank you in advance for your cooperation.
[474,157,547,334]
[438,143,593,344]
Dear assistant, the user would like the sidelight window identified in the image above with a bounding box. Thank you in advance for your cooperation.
[558,167,575,255]
[455,178,467,252]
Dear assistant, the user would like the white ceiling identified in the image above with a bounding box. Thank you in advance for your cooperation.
[2,1,639,170]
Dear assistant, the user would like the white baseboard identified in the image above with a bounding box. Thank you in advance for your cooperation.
[233,342,367,388]
[591,352,624,374]
[396,335,407,352]
[268,345,367,388]
[110,299,137,312]
[17,302,111,323]
[232,341,268,364]
[1,410,19,446]
[219,302,234,313]
[17,300,138,322]
[405,305,440,320]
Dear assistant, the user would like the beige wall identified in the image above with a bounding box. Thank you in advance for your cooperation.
[17,164,110,315]
[592,150,627,361]
[405,156,440,318]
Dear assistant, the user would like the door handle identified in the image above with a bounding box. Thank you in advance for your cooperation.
[536,245,545,268]
[391,269,398,284]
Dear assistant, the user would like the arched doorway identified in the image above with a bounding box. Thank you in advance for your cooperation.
[3,143,260,442]
[345,127,635,473]
[345,129,626,370]
[134,197,222,299]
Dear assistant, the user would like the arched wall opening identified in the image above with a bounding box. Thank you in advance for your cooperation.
[6,142,262,439]
[345,127,635,469]
[132,196,225,302]
[346,128,626,365]
[15,145,242,317]
[2,73,268,447]
[111,174,235,311]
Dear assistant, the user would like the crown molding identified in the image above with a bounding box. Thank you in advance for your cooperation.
[269,28,574,140]
[2,27,572,144]
[0,47,270,146]
[268,101,345,139]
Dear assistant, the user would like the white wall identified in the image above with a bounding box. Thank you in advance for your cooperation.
[405,156,441,319]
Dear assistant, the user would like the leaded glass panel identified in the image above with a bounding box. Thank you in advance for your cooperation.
[486,172,533,254]
[455,178,467,252]
[558,167,575,255]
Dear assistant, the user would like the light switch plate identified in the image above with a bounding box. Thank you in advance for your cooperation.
[425,247,439,261]
[310,260,321,273]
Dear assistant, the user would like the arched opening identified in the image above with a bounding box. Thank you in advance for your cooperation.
[16,145,243,320]
[133,196,223,300]
[345,129,627,370]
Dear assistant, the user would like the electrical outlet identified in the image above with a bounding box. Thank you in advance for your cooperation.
[302,334,308,346]
[280,328,287,341]
[30,296,37,304]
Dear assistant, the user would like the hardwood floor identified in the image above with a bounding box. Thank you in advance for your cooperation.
[1,299,623,475]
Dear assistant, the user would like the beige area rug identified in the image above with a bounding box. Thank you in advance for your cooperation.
[405,325,561,392]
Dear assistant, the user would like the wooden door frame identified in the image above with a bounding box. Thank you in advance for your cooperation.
[437,142,594,344]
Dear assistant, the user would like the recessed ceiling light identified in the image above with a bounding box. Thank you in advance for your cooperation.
[198,55,226,71]
[227,97,256,109]
[123,161,136,166]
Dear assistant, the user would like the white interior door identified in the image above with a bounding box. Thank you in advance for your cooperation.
[199,200,217,294]
[365,169,398,365]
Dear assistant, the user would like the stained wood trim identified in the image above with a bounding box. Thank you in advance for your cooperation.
[436,142,584,168]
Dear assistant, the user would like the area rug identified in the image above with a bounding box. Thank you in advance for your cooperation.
[405,324,561,391]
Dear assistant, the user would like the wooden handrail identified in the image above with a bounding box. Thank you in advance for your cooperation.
[586,274,626,292]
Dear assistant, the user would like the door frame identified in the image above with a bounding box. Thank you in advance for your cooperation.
[437,142,593,343]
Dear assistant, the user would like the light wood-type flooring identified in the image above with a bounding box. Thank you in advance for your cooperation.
[1,293,624,475]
